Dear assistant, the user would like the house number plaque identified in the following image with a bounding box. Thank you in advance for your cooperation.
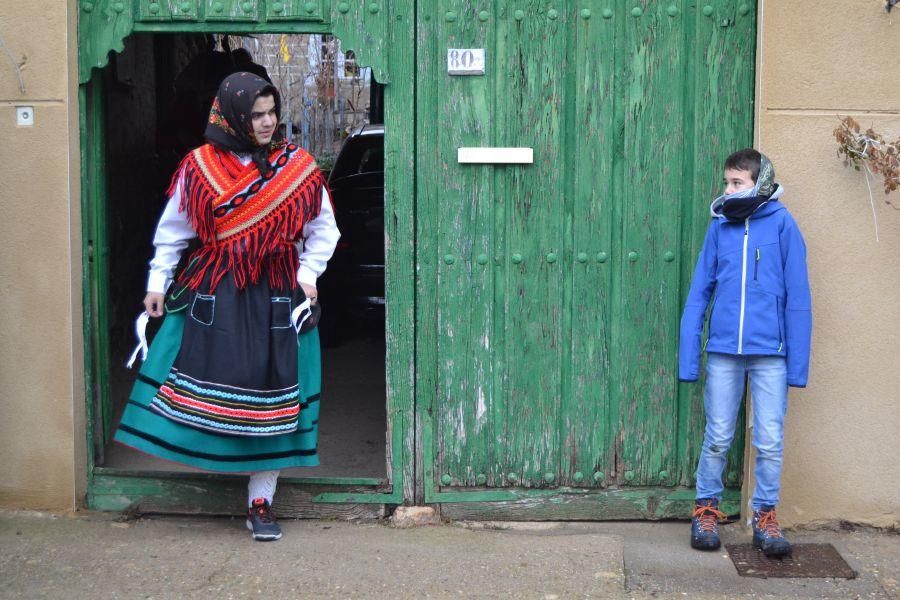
[447,49,485,75]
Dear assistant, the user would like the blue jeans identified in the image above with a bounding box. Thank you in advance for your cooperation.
[695,352,788,509]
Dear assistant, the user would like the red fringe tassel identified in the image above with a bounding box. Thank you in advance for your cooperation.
[171,149,326,293]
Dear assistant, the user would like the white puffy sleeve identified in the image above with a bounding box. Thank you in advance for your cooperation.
[146,177,198,294]
[295,187,340,286]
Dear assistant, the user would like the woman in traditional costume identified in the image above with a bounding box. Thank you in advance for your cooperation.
[115,72,339,541]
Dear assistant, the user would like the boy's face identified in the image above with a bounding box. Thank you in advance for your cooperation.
[723,168,755,196]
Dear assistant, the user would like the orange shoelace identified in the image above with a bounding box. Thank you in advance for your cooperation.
[692,503,726,533]
[251,499,275,523]
[755,510,784,538]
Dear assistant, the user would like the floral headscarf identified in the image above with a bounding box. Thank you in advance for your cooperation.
[204,72,283,175]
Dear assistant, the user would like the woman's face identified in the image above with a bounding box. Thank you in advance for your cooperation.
[250,95,278,145]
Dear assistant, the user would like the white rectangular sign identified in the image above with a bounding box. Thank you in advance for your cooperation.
[457,147,534,164]
[447,48,485,75]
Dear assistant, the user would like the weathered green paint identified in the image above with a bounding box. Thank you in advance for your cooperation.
[78,0,394,83]
[83,79,115,452]
[93,467,388,487]
[440,488,742,521]
[89,472,388,516]
[416,0,755,512]
[377,0,417,508]
[79,84,98,475]
[78,0,416,510]
[79,1,756,519]
[78,0,136,83]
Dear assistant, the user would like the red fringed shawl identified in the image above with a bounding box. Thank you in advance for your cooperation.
[168,143,326,293]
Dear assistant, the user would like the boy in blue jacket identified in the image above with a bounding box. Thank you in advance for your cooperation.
[679,149,811,557]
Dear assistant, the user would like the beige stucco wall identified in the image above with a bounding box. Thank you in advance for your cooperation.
[753,0,900,527]
[0,3,83,510]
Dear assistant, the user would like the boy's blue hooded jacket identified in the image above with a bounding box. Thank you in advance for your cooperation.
[678,185,812,387]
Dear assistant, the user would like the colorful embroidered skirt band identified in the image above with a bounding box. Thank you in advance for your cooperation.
[114,311,322,473]
[153,367,301,436]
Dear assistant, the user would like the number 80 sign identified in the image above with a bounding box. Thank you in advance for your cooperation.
[447,49,486,75]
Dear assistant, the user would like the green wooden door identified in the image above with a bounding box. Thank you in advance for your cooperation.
[416,0,755,518]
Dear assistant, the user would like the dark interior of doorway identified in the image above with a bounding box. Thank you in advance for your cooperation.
[98,33,387,479]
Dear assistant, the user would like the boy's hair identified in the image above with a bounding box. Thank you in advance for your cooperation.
[724,148,761,182]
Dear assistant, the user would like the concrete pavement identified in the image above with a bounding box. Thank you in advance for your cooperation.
[0,510,896,599]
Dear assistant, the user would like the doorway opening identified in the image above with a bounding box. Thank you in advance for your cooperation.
[96,32,387,480]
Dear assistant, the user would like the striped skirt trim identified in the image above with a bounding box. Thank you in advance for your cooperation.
[113,312,322,473]
[150,368,302,435]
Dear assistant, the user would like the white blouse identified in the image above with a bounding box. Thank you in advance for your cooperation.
[146,154,340,294]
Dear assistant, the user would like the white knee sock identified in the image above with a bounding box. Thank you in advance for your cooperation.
[248,470,280,507]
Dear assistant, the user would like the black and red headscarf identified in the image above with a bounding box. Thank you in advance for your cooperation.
[204,72,283,175]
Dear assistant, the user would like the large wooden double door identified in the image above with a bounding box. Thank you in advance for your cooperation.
[79,0,754,517]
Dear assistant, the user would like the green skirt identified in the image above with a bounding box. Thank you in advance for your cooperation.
[114,312,321,473]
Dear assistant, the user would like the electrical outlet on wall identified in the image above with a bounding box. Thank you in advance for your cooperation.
[16,106,34,127]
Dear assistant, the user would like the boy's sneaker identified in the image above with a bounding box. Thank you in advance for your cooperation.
[691,498,726,550]
[246,498,282,541]
[752,506,791,557]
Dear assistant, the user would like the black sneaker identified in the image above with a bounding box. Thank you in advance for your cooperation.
[752,506,791,557]
[690,498,726,550]
[246,498,282,541]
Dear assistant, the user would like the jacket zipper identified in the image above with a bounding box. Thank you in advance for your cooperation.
[737,218,750,354]
[754,247,760,281]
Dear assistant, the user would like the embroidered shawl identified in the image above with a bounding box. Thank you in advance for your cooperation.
[168,142,326,293]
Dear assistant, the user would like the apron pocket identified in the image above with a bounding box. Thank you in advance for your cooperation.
[190,294,216,326]
[271,297,293,329]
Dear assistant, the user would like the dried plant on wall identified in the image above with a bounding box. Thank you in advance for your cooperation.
[833,116,900,240]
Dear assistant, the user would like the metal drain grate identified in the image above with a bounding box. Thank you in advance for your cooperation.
[726,543,857,579]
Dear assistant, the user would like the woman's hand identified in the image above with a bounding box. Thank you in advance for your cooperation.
[300,283,318,304]
[144,292,166,318]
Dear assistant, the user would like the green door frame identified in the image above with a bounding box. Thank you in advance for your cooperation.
[77,0,416,514]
